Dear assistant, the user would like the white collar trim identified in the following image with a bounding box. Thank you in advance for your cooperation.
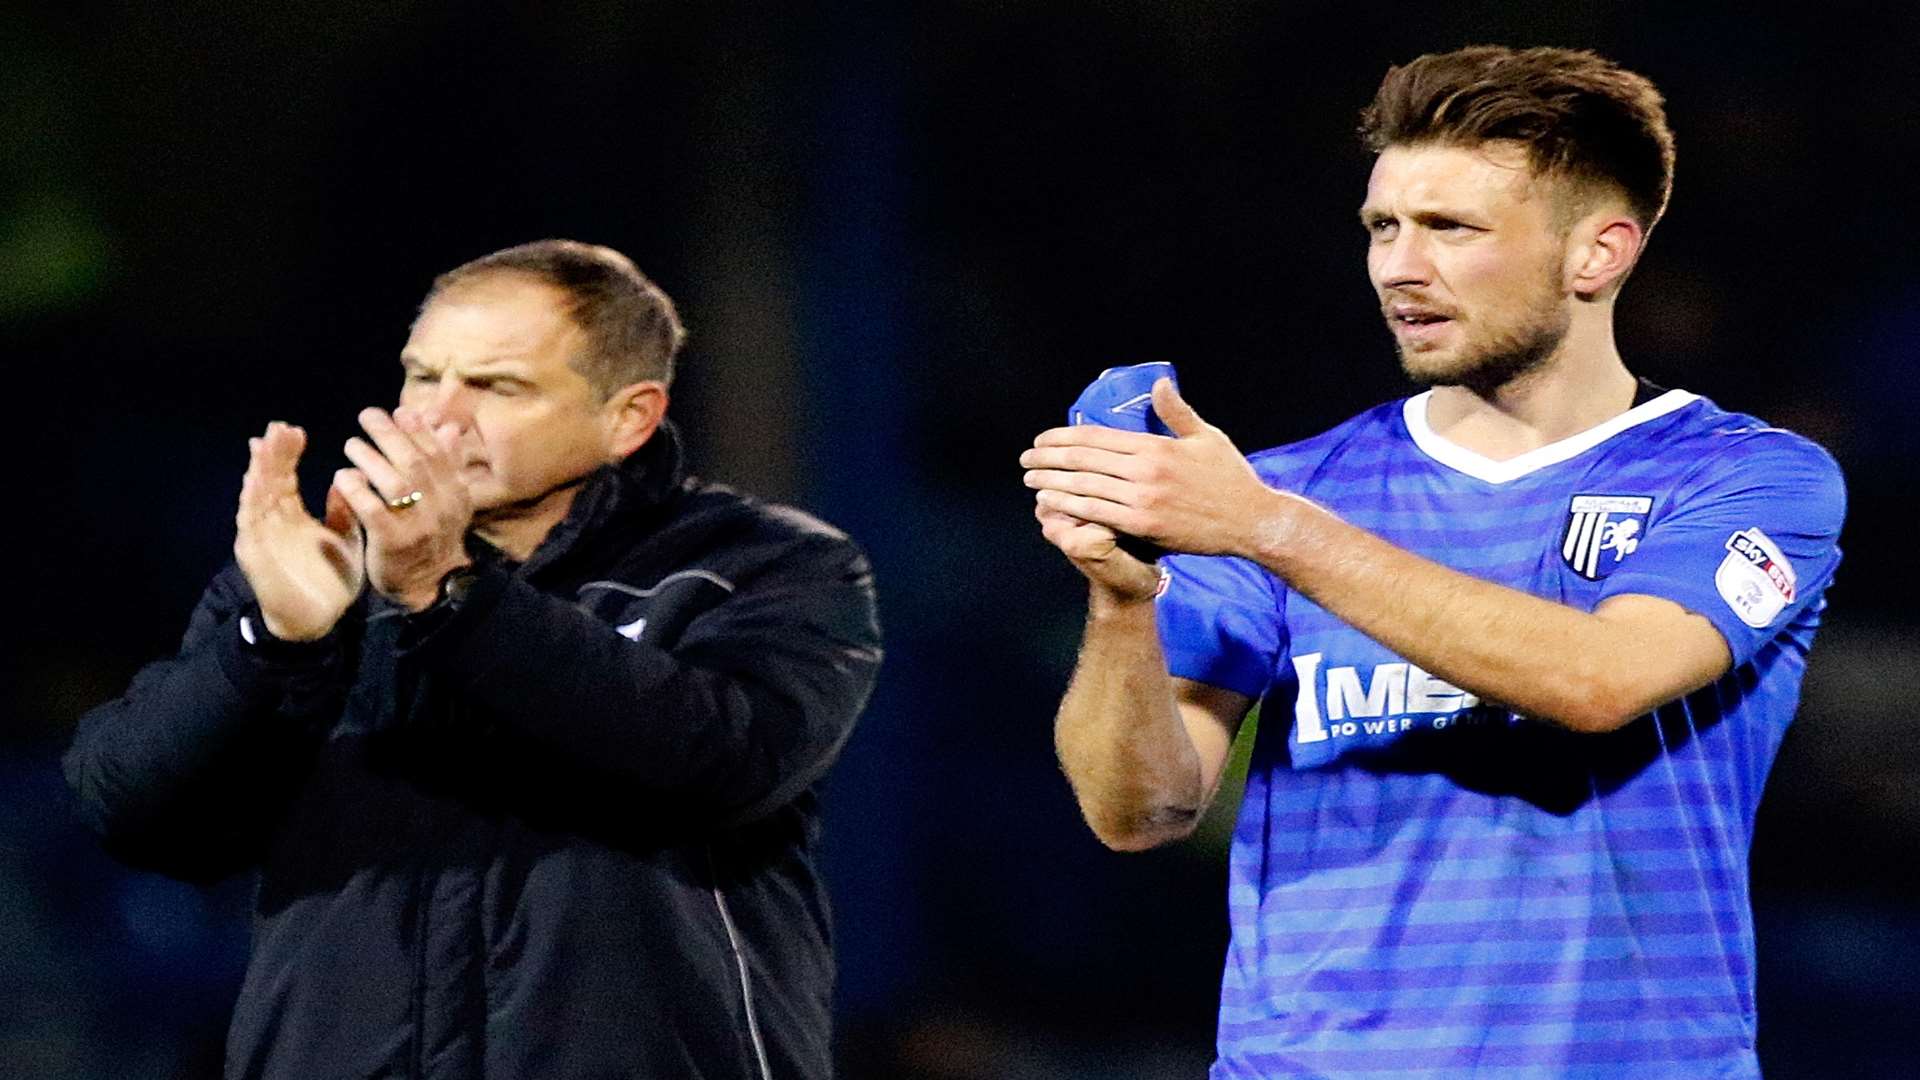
[1401,388,1699,484]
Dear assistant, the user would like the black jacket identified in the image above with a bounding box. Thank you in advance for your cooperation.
[66,423,883,1079]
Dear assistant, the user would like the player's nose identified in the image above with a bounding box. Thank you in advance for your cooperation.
[413,378,475,432]
[1373,230,1434,289]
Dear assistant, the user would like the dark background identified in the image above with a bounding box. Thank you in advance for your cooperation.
[6,3,1917,1077]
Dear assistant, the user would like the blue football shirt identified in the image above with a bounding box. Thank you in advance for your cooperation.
[1156,389,1846,1079]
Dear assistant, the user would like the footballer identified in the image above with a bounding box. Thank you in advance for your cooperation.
[1023,46,1844,1078]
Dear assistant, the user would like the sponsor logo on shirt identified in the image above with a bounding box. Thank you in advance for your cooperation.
[1717,527,1796,628]
[1561,494,1653,580]
[1289,653,1496,744]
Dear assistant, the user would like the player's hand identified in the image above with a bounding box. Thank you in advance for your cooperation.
[332,406,473,613]
[1022,378,1277,559]
[1033,502,1165,604]
[234,422,366,641]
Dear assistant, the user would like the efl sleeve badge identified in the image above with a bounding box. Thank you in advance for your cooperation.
[1716,527,1797,628]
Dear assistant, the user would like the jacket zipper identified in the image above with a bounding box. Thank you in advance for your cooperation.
[708,847,773,1080]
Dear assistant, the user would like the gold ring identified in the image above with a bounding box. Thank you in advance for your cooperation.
[387,490,425,511]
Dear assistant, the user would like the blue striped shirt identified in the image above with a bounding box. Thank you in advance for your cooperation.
[1158,390,1846,1079]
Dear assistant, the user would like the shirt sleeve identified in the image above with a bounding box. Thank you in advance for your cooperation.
[1155,551,1286,698]
[1597,431,1846,667]
[64,564,346,882]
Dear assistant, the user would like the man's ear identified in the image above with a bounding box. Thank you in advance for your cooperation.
[602,381,669,460]
[1567,213,1644,300]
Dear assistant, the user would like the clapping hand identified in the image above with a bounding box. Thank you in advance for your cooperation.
[233,422,366,641]
[1023,378,1278,597]
[332,405,474,612]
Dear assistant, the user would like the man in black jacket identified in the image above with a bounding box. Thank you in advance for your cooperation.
[66,240,883,1080]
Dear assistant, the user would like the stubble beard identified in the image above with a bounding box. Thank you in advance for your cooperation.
[1397,264,1573,397]
[1401,305,1570,396]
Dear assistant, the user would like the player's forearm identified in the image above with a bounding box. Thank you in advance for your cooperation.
[1055,592,1206,850]
[1247,493,1688,733]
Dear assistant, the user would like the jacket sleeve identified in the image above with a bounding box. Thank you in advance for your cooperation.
[400,533,883,829]
[63,565,346,882]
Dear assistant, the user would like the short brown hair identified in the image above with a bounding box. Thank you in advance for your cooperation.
[1359,46,1676,230]
[426,239,687,395]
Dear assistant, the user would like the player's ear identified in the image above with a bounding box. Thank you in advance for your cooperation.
[600,381,669,460]
[1568,214,1643,300]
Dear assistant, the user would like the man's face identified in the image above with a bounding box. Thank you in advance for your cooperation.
[1362,141,1574,391]
[398,276,619,517]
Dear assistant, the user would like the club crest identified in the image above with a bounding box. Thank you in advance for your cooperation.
[1561,495,1653,580]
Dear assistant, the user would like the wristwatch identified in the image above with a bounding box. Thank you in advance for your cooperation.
[238,608,334,661]
[434,564,481,610]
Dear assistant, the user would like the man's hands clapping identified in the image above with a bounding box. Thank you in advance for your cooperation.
[1022,378,1282,602]
[233,405,475,639]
